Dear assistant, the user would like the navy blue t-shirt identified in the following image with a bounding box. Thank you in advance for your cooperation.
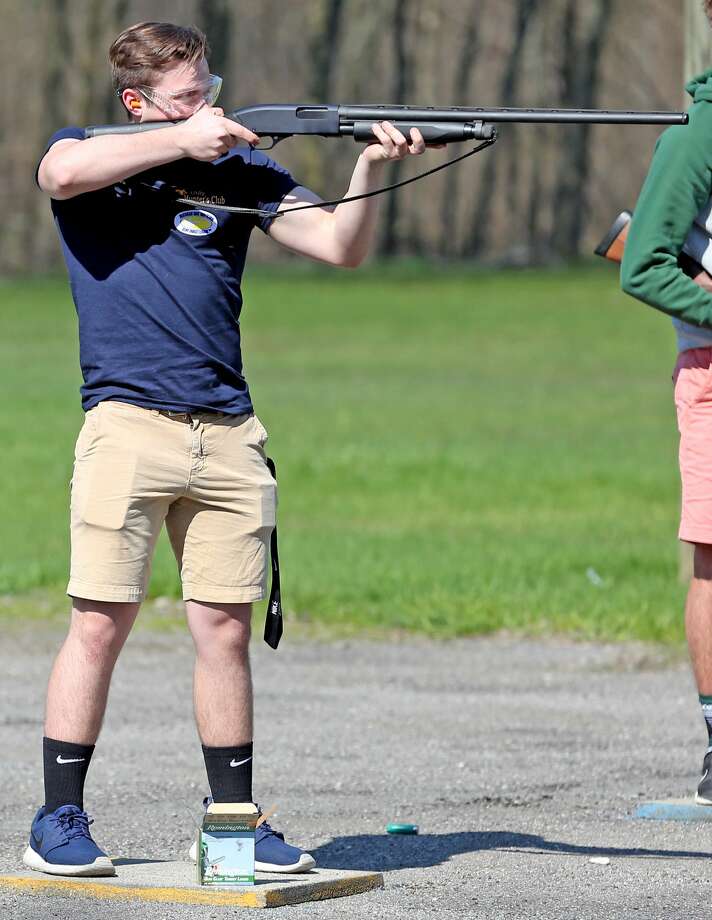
[38,127,299,414]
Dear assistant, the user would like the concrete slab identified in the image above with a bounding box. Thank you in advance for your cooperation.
[633,799,712,822]
[0,859,384,908]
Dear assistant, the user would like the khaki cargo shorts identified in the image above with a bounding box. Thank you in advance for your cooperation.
[67,400,276,604]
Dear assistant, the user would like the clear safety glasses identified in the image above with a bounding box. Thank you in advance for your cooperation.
[129,73,223,117]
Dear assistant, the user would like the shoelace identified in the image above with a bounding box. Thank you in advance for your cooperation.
[256,817,283,842]
[52,809,93,841]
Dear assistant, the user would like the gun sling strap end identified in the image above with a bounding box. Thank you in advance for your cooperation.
[264,456,283,649]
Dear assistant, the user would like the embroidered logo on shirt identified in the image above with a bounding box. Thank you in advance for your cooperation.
[175,188,227,206]
[174,209,218,236]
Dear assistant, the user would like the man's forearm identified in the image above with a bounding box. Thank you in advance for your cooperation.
[330,154,389,266]
[40,129,188,199]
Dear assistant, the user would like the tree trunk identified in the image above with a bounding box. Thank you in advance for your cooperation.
[77,0,106,126]
[548,0,614,259]
[686,0,712,82]
[438,1,480,257]
[309,0,347,100]
[28,0,73,268]
[198,0,233,86]
[380,0,413,257]
[462,0,540,259]
[44,0,72,130]
[302,0,348,212]
[102,0,131,123]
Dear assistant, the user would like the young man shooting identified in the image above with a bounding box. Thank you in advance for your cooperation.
[27,20,432,877]
[621,12,712,804]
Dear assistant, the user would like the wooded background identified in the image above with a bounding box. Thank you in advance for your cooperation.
[0,1,691,272]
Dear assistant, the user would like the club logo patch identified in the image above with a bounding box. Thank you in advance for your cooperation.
[174,209,218,236]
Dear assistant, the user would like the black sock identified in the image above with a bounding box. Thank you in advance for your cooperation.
[700,695,712,750]
[43,737,95,813]
[201,742,253,803]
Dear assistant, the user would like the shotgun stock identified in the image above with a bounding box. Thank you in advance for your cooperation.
[594,210,631,262]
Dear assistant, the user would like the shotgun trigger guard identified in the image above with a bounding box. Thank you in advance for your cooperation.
[256,135,287,150]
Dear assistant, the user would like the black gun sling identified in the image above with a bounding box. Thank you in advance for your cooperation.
[264,456,283,649]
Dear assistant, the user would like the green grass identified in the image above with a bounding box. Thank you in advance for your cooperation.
[0,265,687,641]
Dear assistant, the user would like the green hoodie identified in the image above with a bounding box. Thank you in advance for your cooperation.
[621,70,712,327]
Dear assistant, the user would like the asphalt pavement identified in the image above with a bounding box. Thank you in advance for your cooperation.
[2,620,712,919]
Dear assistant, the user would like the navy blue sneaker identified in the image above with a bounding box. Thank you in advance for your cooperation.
[254,812,315,873]
[188,799,315,873]
[696,750,712,805]
[23,804,115,877]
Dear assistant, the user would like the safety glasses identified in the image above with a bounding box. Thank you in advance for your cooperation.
[126,73,223,117]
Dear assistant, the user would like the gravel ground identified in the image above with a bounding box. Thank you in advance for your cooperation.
[2,622,712,919]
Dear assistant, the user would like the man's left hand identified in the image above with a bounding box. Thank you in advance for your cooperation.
[361,121,443,163]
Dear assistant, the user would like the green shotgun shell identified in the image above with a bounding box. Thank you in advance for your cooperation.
[386,823,419,835]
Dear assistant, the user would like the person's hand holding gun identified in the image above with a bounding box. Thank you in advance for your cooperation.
[685,259,712,293]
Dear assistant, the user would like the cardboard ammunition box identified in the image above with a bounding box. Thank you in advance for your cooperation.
[197,802,258,886]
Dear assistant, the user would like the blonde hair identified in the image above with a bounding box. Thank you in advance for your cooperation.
[109,21,210,94]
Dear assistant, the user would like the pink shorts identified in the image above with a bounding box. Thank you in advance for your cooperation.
[674,347,712,544]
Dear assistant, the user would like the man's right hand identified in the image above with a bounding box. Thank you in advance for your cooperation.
[690,266,712,295]
[173,107,261,160]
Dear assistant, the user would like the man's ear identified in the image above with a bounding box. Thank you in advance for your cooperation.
[121,89,143,119]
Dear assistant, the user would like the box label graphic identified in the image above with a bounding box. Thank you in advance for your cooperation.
[197,803,258,886]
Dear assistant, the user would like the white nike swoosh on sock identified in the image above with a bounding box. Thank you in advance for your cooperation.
[56,755,86,764]
[229,757,252,768]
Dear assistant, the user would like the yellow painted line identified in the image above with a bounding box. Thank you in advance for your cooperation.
[0,871,384,908]
[0,877,262,907]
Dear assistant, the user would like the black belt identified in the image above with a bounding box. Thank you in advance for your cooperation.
[157,409,228,422]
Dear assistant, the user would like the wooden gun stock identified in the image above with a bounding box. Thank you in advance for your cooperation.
[595,210,712,289]
[594,210,632,263]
